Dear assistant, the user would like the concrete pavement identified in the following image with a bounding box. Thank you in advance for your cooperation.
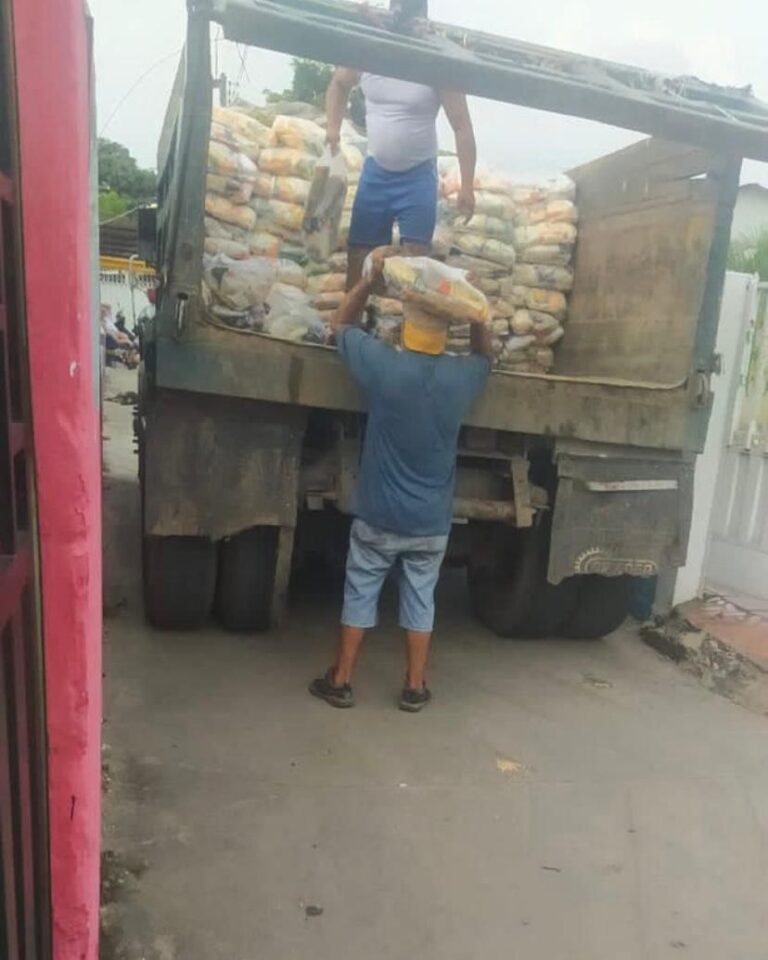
[101,370,768,960]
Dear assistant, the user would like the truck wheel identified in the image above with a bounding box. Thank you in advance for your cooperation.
[214,526,279,633]
[468,525,578,639]
[562,575,629,639]
[144,535,217,629]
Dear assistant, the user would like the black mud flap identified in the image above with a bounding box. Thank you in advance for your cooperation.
[548,447,695,585]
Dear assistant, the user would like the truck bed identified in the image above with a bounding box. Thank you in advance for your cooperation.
[155,322,704,451]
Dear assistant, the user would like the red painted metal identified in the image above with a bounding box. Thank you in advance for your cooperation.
[1,4,53,959]
[10,0,101,958]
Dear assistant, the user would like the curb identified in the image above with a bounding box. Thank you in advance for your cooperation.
[639,612,768,715]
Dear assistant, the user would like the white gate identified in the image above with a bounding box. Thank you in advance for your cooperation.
[705,281,768,599]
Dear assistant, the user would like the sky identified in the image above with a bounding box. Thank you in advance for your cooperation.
[90,0,768,186]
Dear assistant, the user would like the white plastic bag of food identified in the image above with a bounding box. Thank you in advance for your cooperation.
[303,147,348,263]
[476,277,501,296]
[381,256,490,324]
[249,232,283,258]
[533,346,555,370]
[252,172,276,199]
[203,254,277,311]
[276,259,307,289]
[208,141,258,181]
[205,194,257,232]
[265,282,324,342]
[307,273,346,295]
[453,234,517,267]
[312,291,345,312]
[212,106,272,149]
[203,237,251,260]
[512,309,560,338]
[515,200,578,226]
[502,285,567,319]
[270,115,326,156]
[511,264,574,292]
[444,254,506,278]
[470,191,517,220]
[501,334,536,356]
[514,222,578,248]
[210,120,262,163]
[273,176,311,205]
[259,147,317,180]
[516,244,574,267]
[252,197,305,233]
[204,216,249,242]
[452,213,514,242]
[206,172,253,205]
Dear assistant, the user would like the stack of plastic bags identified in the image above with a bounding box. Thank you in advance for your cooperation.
[201,252,327,343]
[438,164,579,373]
[202,103,366,344]
[201,100,581,368]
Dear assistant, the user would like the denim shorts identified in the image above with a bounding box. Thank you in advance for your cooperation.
[341,518,448,632]
[348,156,438,247]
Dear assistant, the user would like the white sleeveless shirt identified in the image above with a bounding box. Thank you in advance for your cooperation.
[360,74,440,172]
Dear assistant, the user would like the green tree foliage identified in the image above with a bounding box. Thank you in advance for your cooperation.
[98,190,132,222]
[98,138,156,221]
[728,228,768,281]
[265,58,366,129]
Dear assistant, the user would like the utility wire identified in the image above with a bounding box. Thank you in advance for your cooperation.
[99,47,182,136]
[99,203,150,226]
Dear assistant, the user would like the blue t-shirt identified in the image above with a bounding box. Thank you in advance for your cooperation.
[338,327,491,536]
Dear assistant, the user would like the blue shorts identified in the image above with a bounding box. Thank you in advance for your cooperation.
[348,156,438,248]
[341,519,448,632]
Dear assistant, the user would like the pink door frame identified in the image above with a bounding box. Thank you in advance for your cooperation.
[12,1,102,958]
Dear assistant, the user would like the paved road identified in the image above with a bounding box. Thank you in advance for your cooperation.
[102,371,768,960]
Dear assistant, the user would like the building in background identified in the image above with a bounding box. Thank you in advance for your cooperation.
[732,183,768,239]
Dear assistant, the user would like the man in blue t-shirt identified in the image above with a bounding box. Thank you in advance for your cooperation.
[310,250,493,712]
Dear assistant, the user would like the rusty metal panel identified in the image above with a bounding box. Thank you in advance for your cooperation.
[548,452,694,583]
[562,140,721,384]
[156,327,704,451]
[144,389,306,538]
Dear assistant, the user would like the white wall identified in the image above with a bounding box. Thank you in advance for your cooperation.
[99,269,152,328]
[673,272,758,606]
[732,187,768,240]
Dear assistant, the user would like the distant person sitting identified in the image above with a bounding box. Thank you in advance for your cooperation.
[115,312,136,345]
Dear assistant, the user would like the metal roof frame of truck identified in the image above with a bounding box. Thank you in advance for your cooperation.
[195,0,768,162]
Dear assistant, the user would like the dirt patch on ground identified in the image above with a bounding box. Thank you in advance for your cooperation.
[640,612,768,717]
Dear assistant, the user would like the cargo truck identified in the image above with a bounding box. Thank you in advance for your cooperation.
[137,0,768,638]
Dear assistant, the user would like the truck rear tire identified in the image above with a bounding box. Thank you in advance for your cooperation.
[144,535,217,629]
[468,524,578,639]
[214,526,279,633]
[562,575,629,639]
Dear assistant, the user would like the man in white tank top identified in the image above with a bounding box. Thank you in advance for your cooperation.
[325,1,476,290]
